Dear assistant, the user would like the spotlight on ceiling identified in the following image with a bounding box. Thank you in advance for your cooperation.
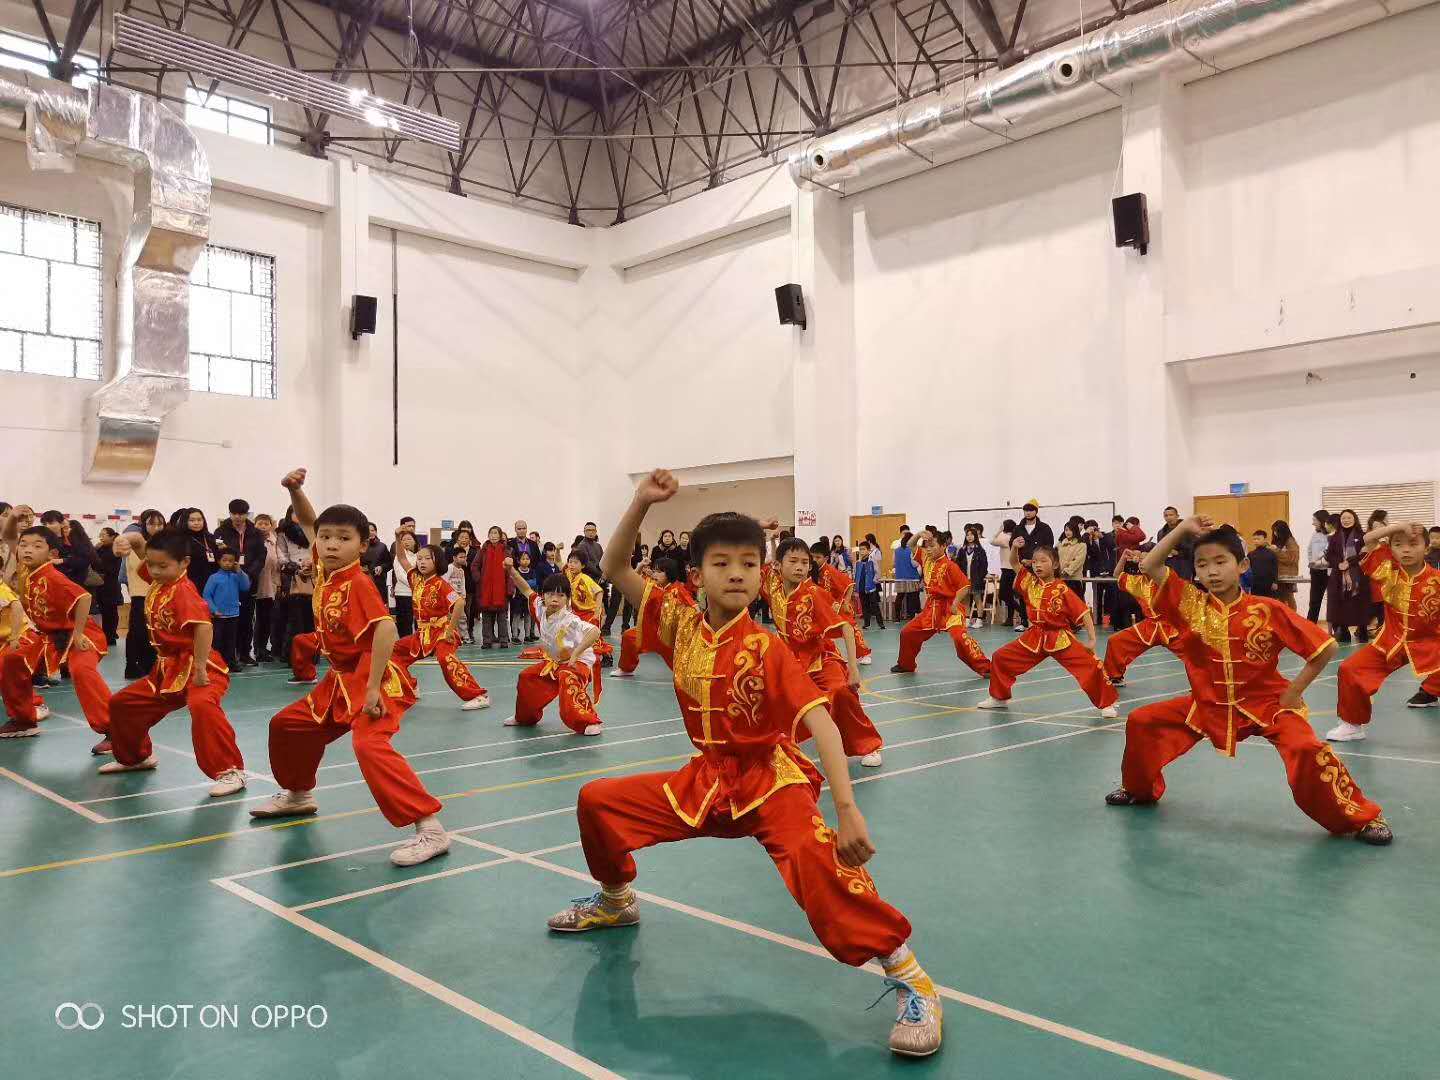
[112,14,459,151]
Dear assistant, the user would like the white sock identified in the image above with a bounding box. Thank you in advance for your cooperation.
[416,814,443,835]
[600,882,635,909]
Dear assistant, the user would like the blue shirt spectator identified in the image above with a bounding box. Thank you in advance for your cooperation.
[855,554,878,595]
[203,565,250,618]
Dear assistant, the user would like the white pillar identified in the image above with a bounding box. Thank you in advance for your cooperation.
[319,157,374,507]
[1119,79,1192,518]
[790,187,856,540]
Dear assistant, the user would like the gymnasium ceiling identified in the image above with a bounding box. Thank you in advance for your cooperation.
[17,0,1154,222]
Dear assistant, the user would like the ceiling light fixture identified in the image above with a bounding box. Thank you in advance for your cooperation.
[112,14,459,150]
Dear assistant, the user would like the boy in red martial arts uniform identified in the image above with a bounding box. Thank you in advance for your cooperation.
[547,471,942,1059]
[891,528,991,678]
[1327,520,1440,741]
[1101,549,1183,687]
[764,536,884,766]
[979,536,1117,717]
[0,527,111,749]
[250,468,450,868]
[612,558,696,677]
[1106,516,1391,845]
[99,529,247,796]
[565,551,612,679]
[391,533,490,712]
[0,580,51,725]
[811,541,873,666]
[504,560,603,734]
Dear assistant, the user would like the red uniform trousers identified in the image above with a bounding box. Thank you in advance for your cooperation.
[1102,622,1177,682]
[268,691,440,828]
[988,637,1117,709]
[577,772,911,966]
[393,634,486,703]
[290,632,321,680]
[1120,695,1383,835]
[108,670,242,777]
[515,660,600,733]
[796,657,883,757]
[1,626,110,731]
[618,628,641,673]
[1337,645,1440,726]
[895,613,991,676]
[852,620,872,660]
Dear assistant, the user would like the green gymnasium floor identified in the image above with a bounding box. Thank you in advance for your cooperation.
[3,626,1437,1080]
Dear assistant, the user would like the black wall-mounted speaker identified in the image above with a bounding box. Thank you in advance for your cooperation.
[775,283,806,329]
[1112,193,1149,256]
[350,294,378,339]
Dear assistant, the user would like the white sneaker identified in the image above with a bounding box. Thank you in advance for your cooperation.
[977,697,1007,710]
[460,694,491,711]
[98,755,158,774]
[860,751,883,768]
[390,825,451,867]
[610,669,634,678]
[970,619,982,630]
[1100,705,1119,719]
[1326,721,1367,742]
[35,704,51,721]
[503,716,521,727]
[209,768,247,797]
[582,724,603,736]
[858,655,873,666]
[249,790,319,818]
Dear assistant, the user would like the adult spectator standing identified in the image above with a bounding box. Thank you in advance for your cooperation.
[274,508,314,664]
[1326,509,1370,644]
[1304,511,1333,623]
[508,520,543,644]
[1247,530,1280,597]
[990,521,1021,628]
[252,513,280,661]
[362,522,391,606]
[574,521,604,577]
[1108,516,1148,630]
[40,510,97,587]
[472,526,512,648]
[1084,520,1110,622]
[216,498,267,667]
[1271,519,1300,611]
[893,526,922,620]
[651,529,684,573]
[1155,506,1195,579]
[91,528,124,646]
[122,509,167,679]
[1058,523,1087,598]
[390,531,417,638]
[1015,502,1054,560]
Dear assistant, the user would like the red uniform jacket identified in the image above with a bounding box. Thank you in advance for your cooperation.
[761,565,847,674]
[1014,565,1090,653]
[635,579,828,828]
[1362,545,1440,676]
[140,566,228,692]
[409,569,460,652]
[16,562,107,669]
[1118,571,1182,647]
[1152,568,1333,756]
[914,548,971,630]
[304,555,415,724]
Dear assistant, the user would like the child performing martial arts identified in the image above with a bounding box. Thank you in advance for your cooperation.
[250,469,451,868]
[504,560,603,735]
[811,541,873,666]
[546,471,943,1059]
[764,536,884,766]
[1101,549,1183,687]
[1327,520,1440,741]
[890,529,991,678]
[99,529,247,795]
[613,559,695,677]
[979,536,1117,717]
[0,580,50,724]
[1105,516,1391,845]
[391,533,491,711]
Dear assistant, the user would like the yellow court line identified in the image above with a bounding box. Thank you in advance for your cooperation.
[0,753,691,880]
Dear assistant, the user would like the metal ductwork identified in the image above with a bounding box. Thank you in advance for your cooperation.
[791,0,1418,191]
[0,66,210,484]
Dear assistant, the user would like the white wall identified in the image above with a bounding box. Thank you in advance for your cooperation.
[849,111,1126,531]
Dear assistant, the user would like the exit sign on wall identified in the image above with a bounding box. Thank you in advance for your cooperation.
[797,510,817,527]
[1230,483,1250,495]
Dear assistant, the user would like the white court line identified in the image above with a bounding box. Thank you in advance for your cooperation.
[290,840,583,913]
[212,877,624,1080]
[79,771,280,805]
[864,652,1181,701]
[450,835,1230,1080]
[49,710,278,785]
[849,723,1126,787]
[894,662,1185,706]
[0,766,110,824]
[225,805,580,881]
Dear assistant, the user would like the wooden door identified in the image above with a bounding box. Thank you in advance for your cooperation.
[1193,492,1291,541]
[849,513,907,576]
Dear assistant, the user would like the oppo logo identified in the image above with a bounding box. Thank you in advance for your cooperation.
[55,1002,105,1030]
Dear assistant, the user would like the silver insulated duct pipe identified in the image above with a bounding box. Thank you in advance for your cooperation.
[791,0,1418,191]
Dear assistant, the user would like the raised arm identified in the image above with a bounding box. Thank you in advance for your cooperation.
[392,530,416,577]
[1141,515,1208,584]
[1363,521,1420,553]
[1007,535,1025,572]
[503,558,534,599]
[600,470,679,612]
[281,468,317,543]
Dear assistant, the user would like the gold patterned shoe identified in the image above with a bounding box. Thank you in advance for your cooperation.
[1356,818,1393,846]
[874,976,942,1057]
[547,892,640,933]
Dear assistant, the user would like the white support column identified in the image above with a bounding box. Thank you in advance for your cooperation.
[1120,78,1192,516]
[790,187,856,539]
[319,157,374,506]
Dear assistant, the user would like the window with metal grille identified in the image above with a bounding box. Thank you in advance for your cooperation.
[0,30,99,87]
[184,87,272,145]
[189,245,277,399]
[1321,481,1437,527]
[0,203,103,380]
